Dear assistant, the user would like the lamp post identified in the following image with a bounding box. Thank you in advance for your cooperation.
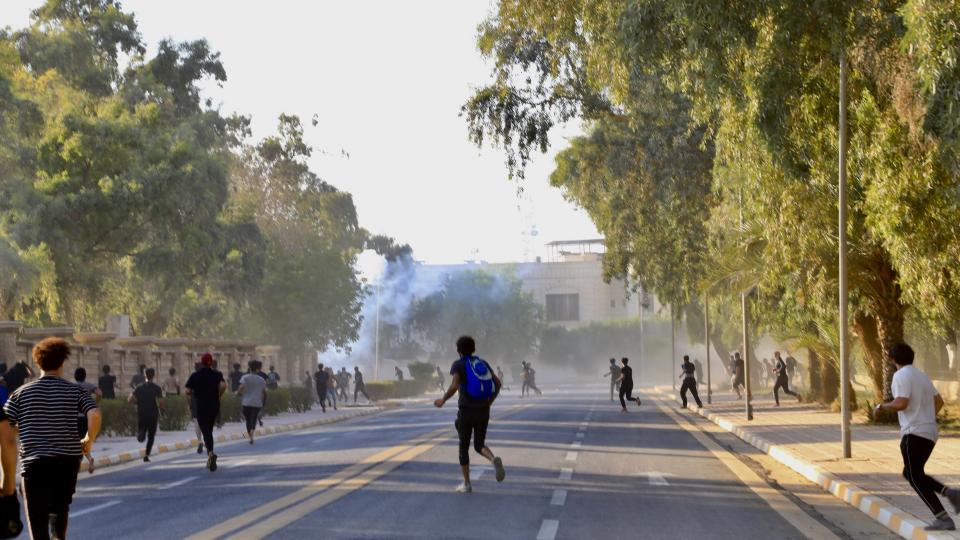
[705,294,712,404]
[671,304,676,392]
[742,291,753,421]
[374,279,381,381]
[839,52,852,458]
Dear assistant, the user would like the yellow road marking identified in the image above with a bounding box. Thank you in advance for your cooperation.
[652,397,840,540]
[187,404,529,540]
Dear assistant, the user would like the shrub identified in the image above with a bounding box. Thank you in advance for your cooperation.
[365,379,432,401]
[408,361,436,381]
[98,398,139,437]
[159,395,190,432]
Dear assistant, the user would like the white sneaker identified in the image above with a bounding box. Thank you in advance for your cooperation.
[456,483,472,493]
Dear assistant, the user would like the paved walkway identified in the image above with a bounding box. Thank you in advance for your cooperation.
[655,385,960,539]
[87,404,381,470]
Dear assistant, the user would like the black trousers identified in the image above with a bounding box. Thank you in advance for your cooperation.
[901,434,947,517]
[196,408,218,454]
[619,383,639,409]
[354,383,370,403]
[773,376,797,405]
[137,415,158,456]
[21,456,81,540]
[455,407,490,466]
[680,378,702,408]
[242,406,261,433]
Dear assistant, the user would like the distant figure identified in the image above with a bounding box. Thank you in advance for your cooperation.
[693,358,704,387]
[303,371,312,389]
[325,367,338,410]
[526,363,542,396]
[98,365,117,399]
[185,353,226,472]
[520,362,530,397]
[772,351,800,406]
[603,358,621,402]
[6,337,100,539]
[395,365,404,382]
[267,366,280,390]
[731,352,745,400]
[129,368,163,462]
[238,361,267,445]
[315,364,330,412]
[337,367,352,401]
[163,367,180,396]
[189,362,205,453]
[353,366,371,403]
[785,354,799,386]
[74,367,102,439]
[229,363,243,393]
[875,343,960,531]
[4,360,34,395]
[679,356,703,409]
[617,357,641,412]
[436,365,446,391]
[434,336,506,493]
[496,365,509,391]
[129,364,146,390]
[760,358,771,388]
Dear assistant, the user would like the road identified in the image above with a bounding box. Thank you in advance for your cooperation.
[64,386,897,539]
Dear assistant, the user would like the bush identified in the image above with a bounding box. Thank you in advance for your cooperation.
[365,379,432,401]
[408,361,436,381]
[159,395,190,432]
[99,398,139,437]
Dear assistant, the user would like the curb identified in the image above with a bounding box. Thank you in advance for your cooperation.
[651,389,959,540]
[81,407,382,472]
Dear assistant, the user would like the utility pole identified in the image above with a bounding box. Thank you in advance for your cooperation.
[374,279,381,381]
[638,289,645,385]
[839,51,852,458]
[742,292,753,420]
[705,294,712,404]
[671,304,677,392]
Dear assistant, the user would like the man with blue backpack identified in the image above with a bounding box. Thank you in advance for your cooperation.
[434,336,506,493]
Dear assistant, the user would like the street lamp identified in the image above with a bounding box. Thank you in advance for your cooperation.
[838,52,851,458]
[704,294,712,404]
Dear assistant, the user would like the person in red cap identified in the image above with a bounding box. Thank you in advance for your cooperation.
[185,353,226,471]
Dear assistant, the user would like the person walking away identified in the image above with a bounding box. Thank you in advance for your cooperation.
[520,362,530,398]
[73,368,100,471]
[4,360,34,396]
[785,353,799,387]
[875,343,960,531]
[162,367,180,396]
[693,358,704,387]
[527,364,542,396]
[495,365,510,391]
[5,337,100,540]
[603,358,621,402]
[325,367,338,411]
[267,366,280,390]
[679,356,703,409]
[731,352,745,399]
[188,363,205,454]
[229,364,243,393]
[315,364,329,412]
[434,336,506,493]
[617,358,641,412]
[395,365,404,382]
[237,361,267,445]
[338,368,351,401]
[255,364,268,426]
[435,365,446,391]
[0,362,21,537]
[185,353,225,472]
[772,351,800,406]
[97,365,117,400]
[128,368,163,462]
[353,366,371,404]
[129,364,146,391]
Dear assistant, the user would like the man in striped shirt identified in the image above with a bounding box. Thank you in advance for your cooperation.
[4,337,100,540]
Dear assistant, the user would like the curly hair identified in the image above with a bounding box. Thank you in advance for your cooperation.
[32,337,71,371]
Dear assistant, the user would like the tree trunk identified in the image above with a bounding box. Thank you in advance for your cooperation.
[860,248,907,402]
[852,311,885,402]
[808,348,823,400]
[820,350,839,404]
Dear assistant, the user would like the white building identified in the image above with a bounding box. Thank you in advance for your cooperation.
[419,239,648,327]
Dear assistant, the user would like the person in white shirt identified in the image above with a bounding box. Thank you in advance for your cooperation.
[875,343,960,531]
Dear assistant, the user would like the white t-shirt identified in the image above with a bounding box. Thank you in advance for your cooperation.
[891,365,939,442]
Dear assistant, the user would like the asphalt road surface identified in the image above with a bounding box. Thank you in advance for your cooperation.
[62,386,897,539]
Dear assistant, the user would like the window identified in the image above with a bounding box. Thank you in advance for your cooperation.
[546,293,580,322]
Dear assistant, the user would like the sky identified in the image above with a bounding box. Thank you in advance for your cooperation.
[0,0,601,270]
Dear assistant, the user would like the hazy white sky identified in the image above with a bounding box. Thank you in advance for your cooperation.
[0,0,600,267]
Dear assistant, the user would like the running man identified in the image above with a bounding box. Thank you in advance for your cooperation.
[875,343,960,531]
[5,337,100,540]
[603,358,621,402]
[617,357,641,412]
[772,351,800,406]
[394,365,404,382]
[188,363,205,454]
[128,368,163,462]
[526,362,542,396]
[435,365,446,391]
[337,367,351,401]
[238,361,267,444]
[163,367,180,396]
[520,362,530,397]
[185,353,226,472]
[74,367,100,471]
[496,365,509,391]
[229,363,243,393]
[129,364,146,390]
[353,366,371,403]
[266,366,280,390]
[679,355,703,409]
[315,364,330,412]
[731,352,745,399]
[434,336,506,493]
[325,367,338,411]
[98,364,117,400]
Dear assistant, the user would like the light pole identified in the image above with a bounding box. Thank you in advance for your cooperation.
[742,291,753,421]
[705,294,712,404]
[671,304,676,392]
[374,279,381,381]
[839,51,852,458]
[638,290,645,385]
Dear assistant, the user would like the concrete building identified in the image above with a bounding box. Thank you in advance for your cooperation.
[419,239,647,327]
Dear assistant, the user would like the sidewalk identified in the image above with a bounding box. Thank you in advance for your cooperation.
[653,386,960,540]
[84,404,381,472]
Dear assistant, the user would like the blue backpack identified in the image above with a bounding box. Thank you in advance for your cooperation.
[463,356,496,400]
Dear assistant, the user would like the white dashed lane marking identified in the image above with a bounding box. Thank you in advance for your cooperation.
[536,519,559,540]
[71,500,122,517]
[550,489,568,506]
[571,441,582,449]
[158,476,197,490]
[559,468,573,481]
[575,432,584,438]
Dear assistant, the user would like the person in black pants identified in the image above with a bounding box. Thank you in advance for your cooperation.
[679,355,703,409]
[772,351,800,406]
[314,363,329,412]
[434,336,506,493]
[617,357,641,412]
[129,368,164,462]
[354,366,371,403]
[603,358,621,402]
[185,353,226,472]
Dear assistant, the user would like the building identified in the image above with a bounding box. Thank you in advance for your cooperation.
[419,239,647,327]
